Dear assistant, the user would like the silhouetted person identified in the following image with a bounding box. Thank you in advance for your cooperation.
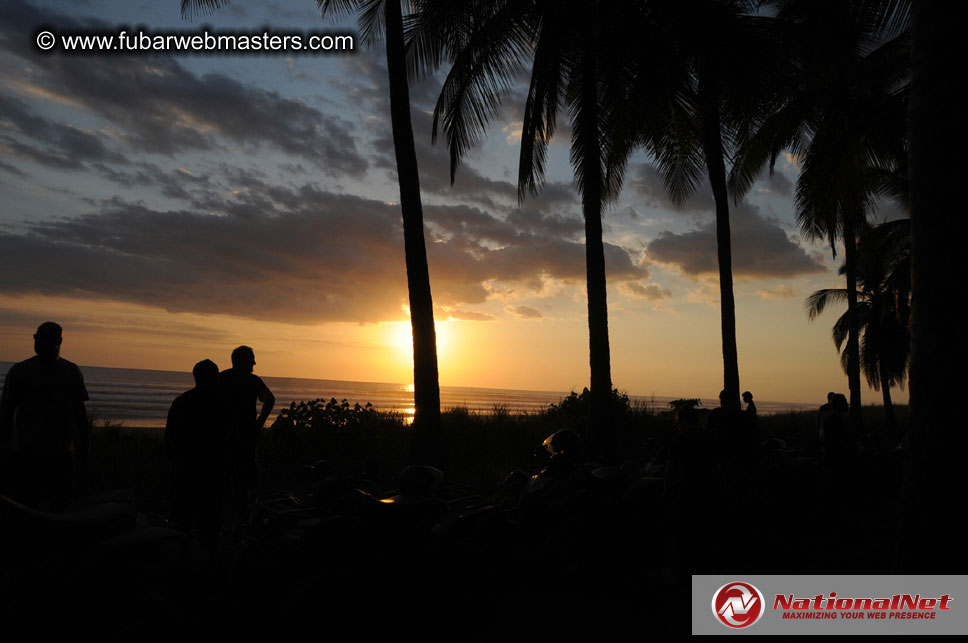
[0,322,88,511]
[822,393,851,473]
[706,389,740,443]
[219,346,274,534]
[818,392,836,442]
[708,388,758,489]
[166,359,232,555]
[742,391,756,420]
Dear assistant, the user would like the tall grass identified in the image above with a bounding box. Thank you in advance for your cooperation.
[83,395,908,511]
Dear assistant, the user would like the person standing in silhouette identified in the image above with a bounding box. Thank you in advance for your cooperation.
[818,392,836,443]
[822,393,851,473]
[219,345,274,534]
[742,391,757,419]
[706,389,739,443]
[0,322,88,511]
[166,359,233,556]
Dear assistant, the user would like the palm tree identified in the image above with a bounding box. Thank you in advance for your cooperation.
[626,0,782,413]
[805,220,910,433]
[427,0,650,453]
[182,0,443,463]
[729,0,909,432]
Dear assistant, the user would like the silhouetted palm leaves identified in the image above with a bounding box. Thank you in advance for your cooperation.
[428,0,654,452]
[806,220,910,430]
[730,0,909,431]
[182,0,443,463]
[623,0,785,412]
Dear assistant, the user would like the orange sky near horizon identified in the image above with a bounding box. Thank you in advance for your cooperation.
[0,291,898,407]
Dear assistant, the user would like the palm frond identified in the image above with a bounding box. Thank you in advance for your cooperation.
[727,99,805,202]
[406,0,499,82]
[517,9,567,200]
[649,92,706,208]
[805,288,848,321]
[181,0,233,20]
[832,310,850,351]
[356,0,386,44]
[317,0,360,20]
[430,1,532,185]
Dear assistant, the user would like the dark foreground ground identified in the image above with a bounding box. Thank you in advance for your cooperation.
[1,400,911,639]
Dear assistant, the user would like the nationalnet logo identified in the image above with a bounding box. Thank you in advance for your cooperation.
[773,592,953,621]
[711,580,954,628]
[712,581,765,629]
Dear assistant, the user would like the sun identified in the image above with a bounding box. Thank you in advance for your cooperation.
[387,320,453,363]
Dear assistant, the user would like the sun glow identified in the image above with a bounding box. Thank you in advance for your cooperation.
[386,320,456,371]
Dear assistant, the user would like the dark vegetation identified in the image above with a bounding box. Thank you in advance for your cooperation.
[84,397,906,514]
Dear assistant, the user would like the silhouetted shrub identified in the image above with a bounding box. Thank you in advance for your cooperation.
[668,398,702,413]
[547,387,632,418]
[270,397,385,433]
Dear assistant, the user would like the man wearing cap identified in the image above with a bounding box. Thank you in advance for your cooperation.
[0,322,89,511]
[219,345,274,534]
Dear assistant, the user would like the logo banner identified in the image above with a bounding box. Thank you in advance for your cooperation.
[693,575,967,635]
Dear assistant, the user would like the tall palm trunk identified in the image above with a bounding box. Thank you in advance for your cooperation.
[842,219,864,434]
[700,70,741,412]
[878,359,896,435]
[385,0,442,465]
[579,44,614,457]
[902,1,966,573]
[869,286,897,435]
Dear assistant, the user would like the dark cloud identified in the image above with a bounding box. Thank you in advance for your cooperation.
[423,203,645,293]
[444,309,495,322]
[89,161,217,201]
[627,162,717,214]
[0,181,646,324]
[0,1,367,178]
[0,93,128,169]
[0,135,80,170]
[0,159,27,177]
[646,204,825,278]
[762,171,794,197]
[0,305,228,346]
[620,282,671,300]
[424,203,584,250]
[505,305,542,319]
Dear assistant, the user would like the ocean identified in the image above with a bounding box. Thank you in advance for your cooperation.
[0,362,809,428]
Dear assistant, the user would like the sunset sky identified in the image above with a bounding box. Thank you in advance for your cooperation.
[0,0,907,405]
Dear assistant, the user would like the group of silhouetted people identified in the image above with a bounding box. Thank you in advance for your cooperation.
[166,346,274,555]
[1,323,275,557]
[818,390,853,472]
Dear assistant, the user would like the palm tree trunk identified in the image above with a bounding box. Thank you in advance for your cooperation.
[700,74,741,413]
[878,359,896,436]
[385,0,442,465]
[901,1,967,572]
[842,219,864,435]
[869,291,897,436]
[579,45,614,458]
